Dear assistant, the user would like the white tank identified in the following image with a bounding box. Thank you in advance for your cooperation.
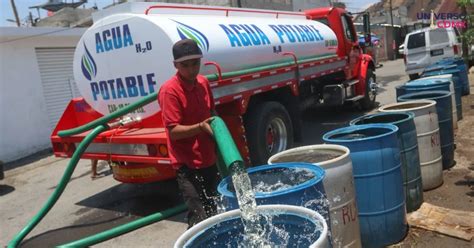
[379,100,443,190]
[73,11,338,119]
[268,145,362,248]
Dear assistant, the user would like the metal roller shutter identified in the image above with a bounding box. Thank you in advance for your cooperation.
[35,47,80,131]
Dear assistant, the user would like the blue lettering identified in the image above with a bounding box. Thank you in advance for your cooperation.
[99,81,110,100]
[107,79,117,99]
[111,27,122,49]
[103,30,113,51]
[252,25,270,45]
[146,73,156,93]
[116,78,127,98]
[125,76,138,97]
[219,24,241,47]
[137,75,147,96]
[309,25,324,40]
[294,25,308,42]
[286,25,301,42]
[123,24,133,47]
[229,24,251,46]
[300,25,315,41]
[95,33,104,53]
[241,24,261,45]
[90,82,100,101]
[269,25,285,43]
[279,25,296,43]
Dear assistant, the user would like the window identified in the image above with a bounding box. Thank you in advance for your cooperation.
[341,15,356,42]
[407,32,426,49]
[429,29,449,45]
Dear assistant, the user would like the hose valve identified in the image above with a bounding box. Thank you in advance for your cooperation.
[108,116,142,129]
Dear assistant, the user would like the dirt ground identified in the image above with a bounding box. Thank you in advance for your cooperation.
[390,71,474,247]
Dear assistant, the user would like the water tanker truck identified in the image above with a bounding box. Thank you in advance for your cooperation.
[51,3,377,183]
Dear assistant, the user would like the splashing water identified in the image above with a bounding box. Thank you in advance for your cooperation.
[227,165,326,247]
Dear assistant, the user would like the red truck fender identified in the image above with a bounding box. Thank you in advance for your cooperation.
[356,54,376,96]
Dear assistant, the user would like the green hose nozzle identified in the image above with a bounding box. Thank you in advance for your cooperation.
[210,117,245,178]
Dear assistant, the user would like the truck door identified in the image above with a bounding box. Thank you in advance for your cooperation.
[340,14,360,78]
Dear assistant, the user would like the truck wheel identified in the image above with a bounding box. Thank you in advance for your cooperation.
[244,101,294,166]
[360,68,377,110]
[409,73,419,80]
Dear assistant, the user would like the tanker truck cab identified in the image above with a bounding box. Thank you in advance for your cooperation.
[51,3,377,184]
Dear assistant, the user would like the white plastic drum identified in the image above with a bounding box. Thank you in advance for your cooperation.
[379,100,443,190]
[73,11,338,120]
[268,144,362,248]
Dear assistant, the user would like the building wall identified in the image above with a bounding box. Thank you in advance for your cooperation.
[0,27,84,163]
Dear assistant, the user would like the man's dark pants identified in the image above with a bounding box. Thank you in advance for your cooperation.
[176,165,220,228]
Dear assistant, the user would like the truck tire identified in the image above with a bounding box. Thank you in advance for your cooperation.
[360,68,376,110]
[244,101,294,166]
[409,73,419,80]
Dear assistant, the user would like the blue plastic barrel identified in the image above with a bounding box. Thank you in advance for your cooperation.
[422,70,463,120]
[350,113,423,213]
[433,58,470,95]
[323,124,407,248]
[395,85,406,99]
[175,205,330,247]
[398,91,455,169]
[218,163,330,222]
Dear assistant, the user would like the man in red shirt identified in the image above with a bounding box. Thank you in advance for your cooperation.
[158,39,219,228]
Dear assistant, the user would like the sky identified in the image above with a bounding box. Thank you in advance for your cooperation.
[1,0,380,27]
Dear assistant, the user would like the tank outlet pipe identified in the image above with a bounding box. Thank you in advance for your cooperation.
[8,125,109,248]
[210,117,245,178]
[58,203,187,247]
[58,54,330,138]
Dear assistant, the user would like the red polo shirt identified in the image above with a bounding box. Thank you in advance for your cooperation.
[158,73,216,169]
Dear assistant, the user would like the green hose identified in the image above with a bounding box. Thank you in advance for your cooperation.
[8,125,109,248]
[58,203,187,247]
[210,117,245,178]
[58,54,332,138]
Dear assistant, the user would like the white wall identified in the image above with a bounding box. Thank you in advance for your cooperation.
[0,27,85,163]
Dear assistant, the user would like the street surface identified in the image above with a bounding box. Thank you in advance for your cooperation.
[1,58,472,247]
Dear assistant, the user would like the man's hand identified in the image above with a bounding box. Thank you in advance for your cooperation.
[200,117,214,137]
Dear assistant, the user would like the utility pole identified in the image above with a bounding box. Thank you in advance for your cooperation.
[10,0,20,27]
[389,0,396,60]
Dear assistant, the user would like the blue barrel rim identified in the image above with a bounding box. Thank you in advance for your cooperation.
[217,162,326,198]
[179,204,329,247]
[322,123,399,143]
[349,112,415,126]
[405,80,450,88]
[398,90,452,102]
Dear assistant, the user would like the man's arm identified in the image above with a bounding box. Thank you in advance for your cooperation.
[168,117,213,141]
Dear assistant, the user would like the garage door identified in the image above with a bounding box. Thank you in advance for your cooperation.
[36,47,81,131]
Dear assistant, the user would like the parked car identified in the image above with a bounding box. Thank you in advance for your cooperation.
[403,27,461,80]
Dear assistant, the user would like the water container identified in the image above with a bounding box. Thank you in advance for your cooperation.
[398,91,454,170]
[423,69,463,120]
[218,163,330,222]
[395,85,406,99]
[174,204,330,248]
[379,100,443,190]
[405,77,457,129]
[350,112,423,213]
[322,124,407,248]
[433,57,470,95]
[268,145,362,248]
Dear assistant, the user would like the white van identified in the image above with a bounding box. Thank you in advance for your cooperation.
[403,27,461,80]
